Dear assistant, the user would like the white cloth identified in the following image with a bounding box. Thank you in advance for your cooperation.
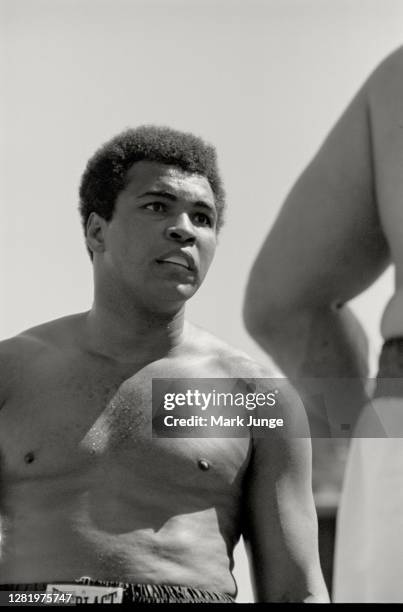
[334,397,403,602]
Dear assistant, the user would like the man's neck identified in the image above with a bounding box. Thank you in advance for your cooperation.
[84,301,187,364]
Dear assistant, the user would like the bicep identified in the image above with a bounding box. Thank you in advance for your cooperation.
[246,83,390,319]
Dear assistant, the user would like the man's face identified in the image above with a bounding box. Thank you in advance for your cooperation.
[96,161,217,310]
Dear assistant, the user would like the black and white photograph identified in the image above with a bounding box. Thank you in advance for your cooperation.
[1,0,403,603]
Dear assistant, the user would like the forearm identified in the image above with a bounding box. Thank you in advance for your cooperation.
[255,581,330,603]
[253,555,330,603]
[245,436,330,604]
[248,531,330,603]
[247,537,329,603]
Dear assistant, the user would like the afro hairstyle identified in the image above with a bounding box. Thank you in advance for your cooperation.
[79,125,226,248]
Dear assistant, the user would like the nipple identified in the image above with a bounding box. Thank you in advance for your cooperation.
[198,458,210,471]
[24,451,35,464]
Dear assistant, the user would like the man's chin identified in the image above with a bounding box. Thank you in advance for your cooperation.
[146,282,200,312]
[164,282,199,302]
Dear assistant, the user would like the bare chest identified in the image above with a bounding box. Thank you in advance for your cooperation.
[0,360,251,497]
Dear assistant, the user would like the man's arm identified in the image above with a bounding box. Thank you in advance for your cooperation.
[0,337,22,556]
[230,367,328,603]
[0,334,38,412]
[242,396,328,603]
[243,51,399,431]
[0,338,21,410]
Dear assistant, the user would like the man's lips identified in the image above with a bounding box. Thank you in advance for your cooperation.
[156,252,196,271]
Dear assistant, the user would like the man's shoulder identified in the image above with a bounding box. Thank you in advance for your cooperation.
[0,330,48,364]
[0,314,86,398]
[372,45,403,78]
[366,45,403,101]
[0,332,46,406]
[0,313,85,356]
[185,322,276,379]
[185,325,308,429]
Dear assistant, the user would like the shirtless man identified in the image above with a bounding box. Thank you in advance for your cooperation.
[0,126,327,603]
[244,47,403,602]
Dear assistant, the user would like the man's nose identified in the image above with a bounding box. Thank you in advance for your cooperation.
[165,213,196,244]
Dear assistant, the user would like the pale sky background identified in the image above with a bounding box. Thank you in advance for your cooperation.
[1,0,402,602]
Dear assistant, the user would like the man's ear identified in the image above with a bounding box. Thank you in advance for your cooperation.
[86,212,108,255]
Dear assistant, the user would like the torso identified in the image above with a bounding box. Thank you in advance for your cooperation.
[0,317,252,594]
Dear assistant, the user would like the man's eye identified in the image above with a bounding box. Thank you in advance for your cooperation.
[145,202,166,213]
[194,212,212,226]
